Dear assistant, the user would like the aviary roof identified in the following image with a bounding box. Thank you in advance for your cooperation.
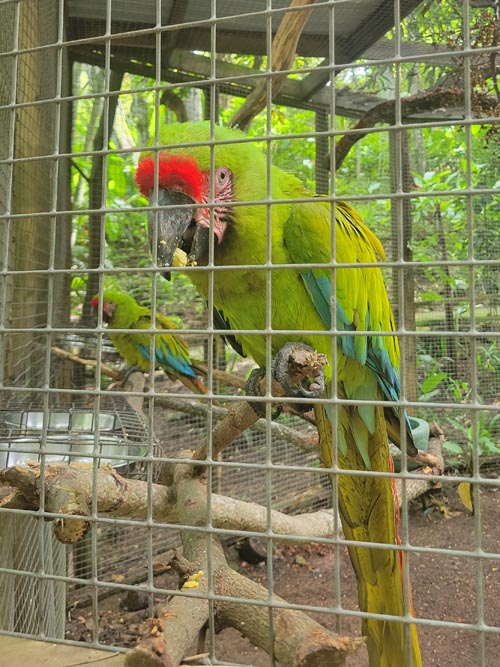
[66,0,423,61]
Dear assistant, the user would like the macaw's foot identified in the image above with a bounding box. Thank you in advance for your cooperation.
[245,344,327,419]
[272,342,326,399]
[245,368,283,420]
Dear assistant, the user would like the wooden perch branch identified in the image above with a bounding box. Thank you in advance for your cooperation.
[229,0,318,131]
[190,361,246,391]
[126,465,222,666]
[0,343,443,665]
[192,346,324,461]
[154,395,317,459]
[0,462,338,540]
[126,462,361,667]
[215,566,364,666]
[0,422,442,664]
[212,494,335,537]
[50,345,246,396]
[51,345,121,380]
[0,430,442,540]
[328,86,499,170]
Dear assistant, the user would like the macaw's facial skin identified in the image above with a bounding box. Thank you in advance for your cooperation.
[135,155,235,267]
[101,299,116,323]
[134,121,422,667]
[89,296,118,324]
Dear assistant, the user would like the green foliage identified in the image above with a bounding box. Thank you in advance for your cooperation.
[71,67,204,324]
[419,372,448,401]
[444,413,500,459]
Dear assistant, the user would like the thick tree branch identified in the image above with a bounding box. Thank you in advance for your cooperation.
[0,365,443,664]
[215,565,363,666]
[0,433,442,541]
[126,463,361,667]
[0,428,442,663]
[229,0,318,131]
[0,462,337,539]
[212,494,335,537]
[328,86,498,170]
[125,464,213,667]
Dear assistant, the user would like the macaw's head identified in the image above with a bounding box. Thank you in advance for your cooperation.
[89,290,139,327]
[134,122,267,271]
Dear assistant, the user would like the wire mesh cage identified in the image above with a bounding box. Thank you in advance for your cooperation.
[0,0,499,665]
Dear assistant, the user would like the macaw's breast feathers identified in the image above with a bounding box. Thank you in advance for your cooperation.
[135,154,204,201]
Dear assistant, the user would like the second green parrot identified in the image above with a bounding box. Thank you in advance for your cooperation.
[90,289,207,394]
[135,122,422,666]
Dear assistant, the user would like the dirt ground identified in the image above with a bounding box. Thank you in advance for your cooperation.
[66,483,500,666]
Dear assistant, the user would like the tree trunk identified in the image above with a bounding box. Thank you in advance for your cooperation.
[0,0,60,388]
[80,69,125,326]
[390,130,417,406]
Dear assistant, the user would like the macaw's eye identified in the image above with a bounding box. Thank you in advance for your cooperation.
[216,168,230,186]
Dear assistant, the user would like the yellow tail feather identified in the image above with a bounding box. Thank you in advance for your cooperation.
[315,403,422,667]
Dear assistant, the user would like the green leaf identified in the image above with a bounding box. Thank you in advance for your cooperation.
[418,388,442,402]
[443,440,464,454]
[367,181,381,194]
[446,416,468,435]
[421,372,447,394]
[419,292,442,302]
[71,275,86,291]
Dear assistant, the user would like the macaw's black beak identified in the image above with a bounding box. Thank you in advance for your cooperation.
[148,188,195,275]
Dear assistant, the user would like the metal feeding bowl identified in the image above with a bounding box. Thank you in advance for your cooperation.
[0,402,149,472]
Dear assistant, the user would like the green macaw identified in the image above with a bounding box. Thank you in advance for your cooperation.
[134,122,422,666]
[90,289,207,394]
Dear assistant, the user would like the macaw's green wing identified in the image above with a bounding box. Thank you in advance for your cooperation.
[131,313,198,380]
[283,199,416,461]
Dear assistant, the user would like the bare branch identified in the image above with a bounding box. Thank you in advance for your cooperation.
[229,0,318,131]
[329,86,498,170]
[0,462,336,539]
[212,494,335,538]
[192,361,320,461]
[0,462,175,521]
[51,345,121,380]
[190,361,246,390]
[160,89,188,123]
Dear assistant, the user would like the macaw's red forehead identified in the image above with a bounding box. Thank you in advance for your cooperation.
[134,154,204,201]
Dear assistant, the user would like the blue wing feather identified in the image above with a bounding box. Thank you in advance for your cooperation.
[301,269,402,406]
[138,343,196,378]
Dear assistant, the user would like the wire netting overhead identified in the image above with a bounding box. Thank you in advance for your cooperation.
[0,1,499,666]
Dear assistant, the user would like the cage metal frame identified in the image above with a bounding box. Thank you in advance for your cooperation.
[0,0,499,665]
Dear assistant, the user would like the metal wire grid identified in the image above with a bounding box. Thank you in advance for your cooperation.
[0,513,67,638]
[0,0,498,665]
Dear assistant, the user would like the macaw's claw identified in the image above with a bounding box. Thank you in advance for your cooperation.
[272,342,327,399]
[245,368,283,420]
